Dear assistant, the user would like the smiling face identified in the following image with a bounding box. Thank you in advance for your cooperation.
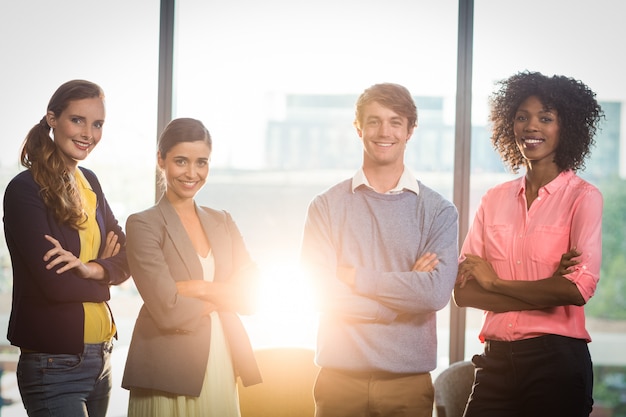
[46,97,105,170]
[356,101,414,170]
[158,140,211,203]
[513,95,561,169]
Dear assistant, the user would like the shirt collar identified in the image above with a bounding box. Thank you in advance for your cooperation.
[516,170,574,196]
[351,167,420,195]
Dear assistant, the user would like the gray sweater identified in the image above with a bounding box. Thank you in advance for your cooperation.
[301,179,458,373]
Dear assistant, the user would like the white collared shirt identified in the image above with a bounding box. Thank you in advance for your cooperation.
[351,167,420,195]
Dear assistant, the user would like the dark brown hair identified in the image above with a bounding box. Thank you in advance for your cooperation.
[156,117,212,191]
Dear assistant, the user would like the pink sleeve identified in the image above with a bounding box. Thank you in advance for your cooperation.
[565,188,603,301]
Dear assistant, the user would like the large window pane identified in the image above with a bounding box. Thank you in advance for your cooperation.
[471,1,626,414]
[175,0,459,365]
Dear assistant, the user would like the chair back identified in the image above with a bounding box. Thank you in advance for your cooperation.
[433,360,475,417]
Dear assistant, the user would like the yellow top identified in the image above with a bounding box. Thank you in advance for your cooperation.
[75,169,115,343]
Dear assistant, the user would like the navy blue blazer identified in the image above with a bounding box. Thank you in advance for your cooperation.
[3,167,130,354]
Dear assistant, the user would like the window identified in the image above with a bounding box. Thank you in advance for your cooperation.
[2,1,625,415]
[174,0,459,358]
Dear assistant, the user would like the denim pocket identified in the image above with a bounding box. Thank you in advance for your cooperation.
[43,353,83,373]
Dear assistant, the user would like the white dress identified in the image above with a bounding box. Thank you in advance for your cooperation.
[128,250,241,417]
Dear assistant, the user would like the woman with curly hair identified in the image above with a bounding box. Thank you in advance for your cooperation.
[454,71,604,417]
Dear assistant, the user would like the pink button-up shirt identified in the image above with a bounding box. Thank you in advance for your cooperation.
[461,170,602,343]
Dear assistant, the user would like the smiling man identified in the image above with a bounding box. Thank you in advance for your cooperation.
[300,83,459,417]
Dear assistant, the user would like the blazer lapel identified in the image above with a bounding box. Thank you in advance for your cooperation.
[195,204,228,282]
[157,197,203,281]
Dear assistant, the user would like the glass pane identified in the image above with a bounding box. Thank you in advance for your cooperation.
[176,0,458,367]
[0,1,159,415]
[471,1,626,413]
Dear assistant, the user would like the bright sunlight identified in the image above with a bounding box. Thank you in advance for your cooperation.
[242,260,318,350]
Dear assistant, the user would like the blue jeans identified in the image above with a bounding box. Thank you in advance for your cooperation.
[16,341,113,417]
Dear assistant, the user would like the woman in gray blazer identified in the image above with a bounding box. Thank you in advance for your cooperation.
[122,118,261,417]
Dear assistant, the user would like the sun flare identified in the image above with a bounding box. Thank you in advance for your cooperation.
[242,260,319,350]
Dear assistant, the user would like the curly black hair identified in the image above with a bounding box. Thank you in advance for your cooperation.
[489,71,604,173]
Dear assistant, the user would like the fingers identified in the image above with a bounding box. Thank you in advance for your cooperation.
[42,234,85,275]
[43,234,69,267]
[42,234,61,262]
[176,280,208,298]
[176,281,188,295]
[44,234,60,245]
[561,247,582,262]
[569,247,582,257]
[412,252,439,272]
[175,281,195,298]
[202,302,218,316]
[456,261,472,287]
[555,248,582,276]
[457,258,472,276]
[53,258,84,275]
[455,271,468,288]
[101,231,120,259]
[45,250,82,274]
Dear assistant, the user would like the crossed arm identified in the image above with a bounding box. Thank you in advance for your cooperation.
[174,267,258,314]
[43,231,121,281]
[453,249,585,313]
[337,252,439,286]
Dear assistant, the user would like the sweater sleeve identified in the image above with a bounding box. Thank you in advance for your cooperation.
[354,198,459,314]
[300,195,398,323]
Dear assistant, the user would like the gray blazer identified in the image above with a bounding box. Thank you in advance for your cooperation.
[122,197,262,397]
